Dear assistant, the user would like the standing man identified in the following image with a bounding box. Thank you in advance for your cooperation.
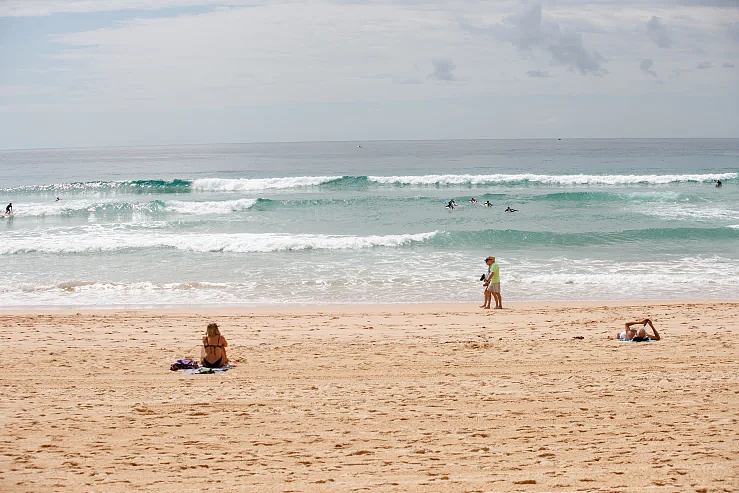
[485,256,502,309]
[5,202,12,215]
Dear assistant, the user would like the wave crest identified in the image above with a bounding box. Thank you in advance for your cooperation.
[0,179,191,194]
[0,231,438,254]
[368,173,737,186]
[166,198,258,214]
[191,176,342,192]
[5,172,734,195]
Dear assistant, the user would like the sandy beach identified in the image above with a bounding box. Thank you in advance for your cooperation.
[1,301,737,492]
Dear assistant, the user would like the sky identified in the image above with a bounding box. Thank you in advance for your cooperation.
[0,0,738,149]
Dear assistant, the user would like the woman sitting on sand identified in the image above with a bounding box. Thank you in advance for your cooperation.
[616,318,661,342]
[201,322,228,368]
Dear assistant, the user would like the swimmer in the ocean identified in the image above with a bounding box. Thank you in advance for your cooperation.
[483,200,493,207]
[469,197,478,204]
[505,206,517,212]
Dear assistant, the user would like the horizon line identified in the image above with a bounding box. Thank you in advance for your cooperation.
[2,136,739,153]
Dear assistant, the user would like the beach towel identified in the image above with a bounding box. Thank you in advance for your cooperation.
[183,364,234,375]
[170,358,199,371]
[618,337,651,343]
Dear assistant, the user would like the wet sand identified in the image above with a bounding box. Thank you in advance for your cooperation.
[1,301,737,492]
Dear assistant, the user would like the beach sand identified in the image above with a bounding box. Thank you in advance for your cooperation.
[1,301,737,492]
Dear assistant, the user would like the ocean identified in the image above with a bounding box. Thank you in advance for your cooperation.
[0,139,737,308]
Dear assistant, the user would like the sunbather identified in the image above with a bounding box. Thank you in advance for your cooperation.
[616,318,660,341]
[201,322,229,368]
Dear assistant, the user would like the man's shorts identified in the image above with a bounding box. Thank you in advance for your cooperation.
[486,282,500,293]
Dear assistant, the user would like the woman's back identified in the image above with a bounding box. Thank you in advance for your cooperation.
[201,322,228,368]
[203,335,225,361]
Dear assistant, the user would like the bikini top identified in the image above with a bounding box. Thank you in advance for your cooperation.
[203,335,224,350]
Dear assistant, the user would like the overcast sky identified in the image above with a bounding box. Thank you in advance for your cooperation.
[0,0,738,149]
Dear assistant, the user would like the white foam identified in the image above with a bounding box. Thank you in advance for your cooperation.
[10,199,109,217]
[1,253,737,307]
[192,176,341,192]
[8,199,163,217]
[639,204,739,222]
[367,172,738,186]
[510,255,739,286]
[6,280,241,307]
[52,280,230,293]
[3,198,259,217]
[166,198,258,215]
[0,229,438,254]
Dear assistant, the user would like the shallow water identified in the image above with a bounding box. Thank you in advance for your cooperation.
[1,139,737,307]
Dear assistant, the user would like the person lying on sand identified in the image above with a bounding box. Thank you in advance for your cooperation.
[616,318,660,342]
[201,322,229,368]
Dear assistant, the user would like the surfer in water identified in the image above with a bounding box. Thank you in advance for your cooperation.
[483,200,493,207]
[469,197,478,204]
[56,197,61,202]
[716,180,722,188]
[5,203,12,215]
[505,206,518,212]
[446,199,458,209]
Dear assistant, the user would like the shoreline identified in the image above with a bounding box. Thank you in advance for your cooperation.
[1,299,737,492]
[1,298,737,314]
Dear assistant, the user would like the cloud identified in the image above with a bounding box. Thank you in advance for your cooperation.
[548,31,606,76]
[646,16,674,48]
[3,0,739,149]
[527,70,551,78]
[467,2,607,76]
[675,0,739,5]
[0,0,246,16]
[428,58,458,81]
[723,62,736,68]
[696,61,712,69]
[640,58,657,77]
[504,3,548,51]
[729,22,739,43]
[38,3,479,110]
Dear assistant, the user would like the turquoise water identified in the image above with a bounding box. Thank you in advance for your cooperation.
[0,139,737,307]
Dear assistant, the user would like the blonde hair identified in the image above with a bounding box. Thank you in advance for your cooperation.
[206,322,220,337]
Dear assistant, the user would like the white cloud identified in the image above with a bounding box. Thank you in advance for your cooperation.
[527,70,551,78]
[1,0,739,147]
[729,22,739,42]
[45,3,469,108]
[0,0,250,17]
[0,85,61,97]
[462,2,607,76]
